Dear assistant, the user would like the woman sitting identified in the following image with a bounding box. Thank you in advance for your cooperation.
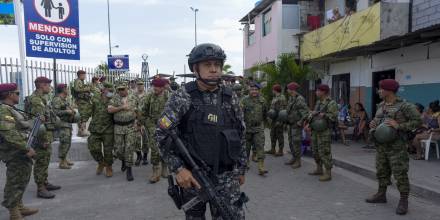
[352,103,370,145]
[411,101,440,160]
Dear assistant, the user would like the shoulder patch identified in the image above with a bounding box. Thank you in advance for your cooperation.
[159,115,172,129]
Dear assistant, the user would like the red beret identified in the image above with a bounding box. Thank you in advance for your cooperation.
[57,84,67,90]
[34,76,52,84]
[379,79,399,92]
[152,78,166,87]
[272,84,282,93]
[0,83,18,93]
[99,76,106,82]
[287,82,300,91]
[317,84,330,93]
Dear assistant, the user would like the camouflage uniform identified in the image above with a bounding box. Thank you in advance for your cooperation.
[156,83,247,219]
[110,93,138,167]
[309,97,338,171]
[73,78,92,123]
[51,95,73,161]
[91,83,101,98]
[286,95,309,163]
[134,90,148,154]
[28,90,56,188]
[269,94,287,153]
[241,95,266,162]
[371,97,421,193]
[0,103,33,209]
[141,91,168,166]
[88,95,114,166]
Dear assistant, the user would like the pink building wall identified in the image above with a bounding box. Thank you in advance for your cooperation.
[244,1,281,70]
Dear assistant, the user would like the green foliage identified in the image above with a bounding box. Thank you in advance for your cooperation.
[250,53,311,102]
[223,64,232,73]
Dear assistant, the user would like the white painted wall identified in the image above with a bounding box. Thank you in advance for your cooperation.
[357,0,370,11]
[327,42,440,87]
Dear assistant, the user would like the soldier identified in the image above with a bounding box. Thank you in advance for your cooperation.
[306,84,338,182]
[134,79,149,166]
[169,76,180,91]
[107,82,138,181]
[73,70,92,137]
[141,78,169,183]
[156,43,246,219]
[241,82,268,175]
[266,84,287,156]
[91,76,101,98]
[366,79,421,215]
[52,84,76,169]
[0,83,39,220]
[88,82,115,177]
[284,82,309,169]
[28,76,62,199]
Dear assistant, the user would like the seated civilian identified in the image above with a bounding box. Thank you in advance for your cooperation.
[353,103,370,144]
[411,101,440,160]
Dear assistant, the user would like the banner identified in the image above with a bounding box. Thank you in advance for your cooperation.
[24,0,80,60]
[108,55,130,71]
[0,0,15,25]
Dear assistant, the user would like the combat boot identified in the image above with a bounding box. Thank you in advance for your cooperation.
[308,164,323,175]
[45,182,61,191]
[126,167,134,181]
[66,159,74,166]
[365,187,387,203]
[291,160,301,169]
[37,186,55,199]
[275,148,284,157]
[142,152,149,165]
[18,203,38,217]
[149,165,161,184]
[265,147,275,155]
[135,151,142,166]
[396,192,409,215]
[105,166,113,177]
[161,164,169,178]
[251,153,258,162]
[96,163,105,175]
[284,158,295,165]
[121,160,127,172]
[59,159,71,169]
[319,168,332,181]
[9,207,23,220]
[258,160,268,176]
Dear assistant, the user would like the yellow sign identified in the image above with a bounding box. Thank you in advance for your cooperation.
[301,3,381,61]
[207,114,218,123]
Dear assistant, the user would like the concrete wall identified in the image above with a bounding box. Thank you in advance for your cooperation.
[380,2,410,40]
[412,0,440,31]
[326,42,440,115]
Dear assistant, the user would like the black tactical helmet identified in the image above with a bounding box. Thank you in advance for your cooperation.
[188,43,226,72]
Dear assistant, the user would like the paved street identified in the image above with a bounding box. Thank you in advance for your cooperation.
[1,153,440,220]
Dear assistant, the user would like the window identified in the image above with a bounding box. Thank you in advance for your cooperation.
[247,24,255,46]
[282,4,299,29]
[262,9,272,37]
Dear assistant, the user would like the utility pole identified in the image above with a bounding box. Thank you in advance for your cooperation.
[190,7,199,46]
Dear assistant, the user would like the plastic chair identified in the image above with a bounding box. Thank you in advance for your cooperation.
[420,132,440,160]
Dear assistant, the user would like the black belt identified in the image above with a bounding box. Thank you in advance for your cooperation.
[114,120,135,126]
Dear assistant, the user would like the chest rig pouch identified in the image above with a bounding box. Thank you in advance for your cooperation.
[180,82,242,174]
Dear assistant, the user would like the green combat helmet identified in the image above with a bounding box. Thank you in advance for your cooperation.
[267,109,278,120]
[232,84,243,92]
[374,123,397,144]
[310,117,328,132]
[278,109,288,122]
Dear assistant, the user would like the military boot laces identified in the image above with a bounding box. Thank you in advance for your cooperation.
[396,192,409,215]
[126,167,134,181]
[365,191,387,203]
[37,187,55,199]
[46,182,61,191]
[135,152,142,166]
[308,165,323,176]
[149,165,161,184]
[18,203,39,217]
[291,160,301,169]
[9,207,23,220]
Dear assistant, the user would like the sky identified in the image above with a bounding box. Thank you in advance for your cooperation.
[0,0,257,77]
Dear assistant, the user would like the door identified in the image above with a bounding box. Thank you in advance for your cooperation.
[332,73,350,106]
[371,69,395,116]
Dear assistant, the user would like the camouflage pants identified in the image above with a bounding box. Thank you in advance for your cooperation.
[270,124,284,150]
[311,129,332,170]
[75,99,91,122]
[375,139,410,193]
[115,132,136,167]
[58,128,72,160]
[135,129,149,154]
[288,126,302,161]
[88,132,114,166]
[147,127,160,166]
[245,131,265,161]
[2,157,32,209]
[182,171,245,220]
[34,131,53,187]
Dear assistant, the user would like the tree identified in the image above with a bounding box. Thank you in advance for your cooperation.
[223,64,232,73]
[250,53,311,101]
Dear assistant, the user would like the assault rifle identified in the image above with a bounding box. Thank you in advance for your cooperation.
[166,130,248,220]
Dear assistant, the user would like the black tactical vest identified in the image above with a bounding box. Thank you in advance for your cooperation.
[180,82,242,174]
